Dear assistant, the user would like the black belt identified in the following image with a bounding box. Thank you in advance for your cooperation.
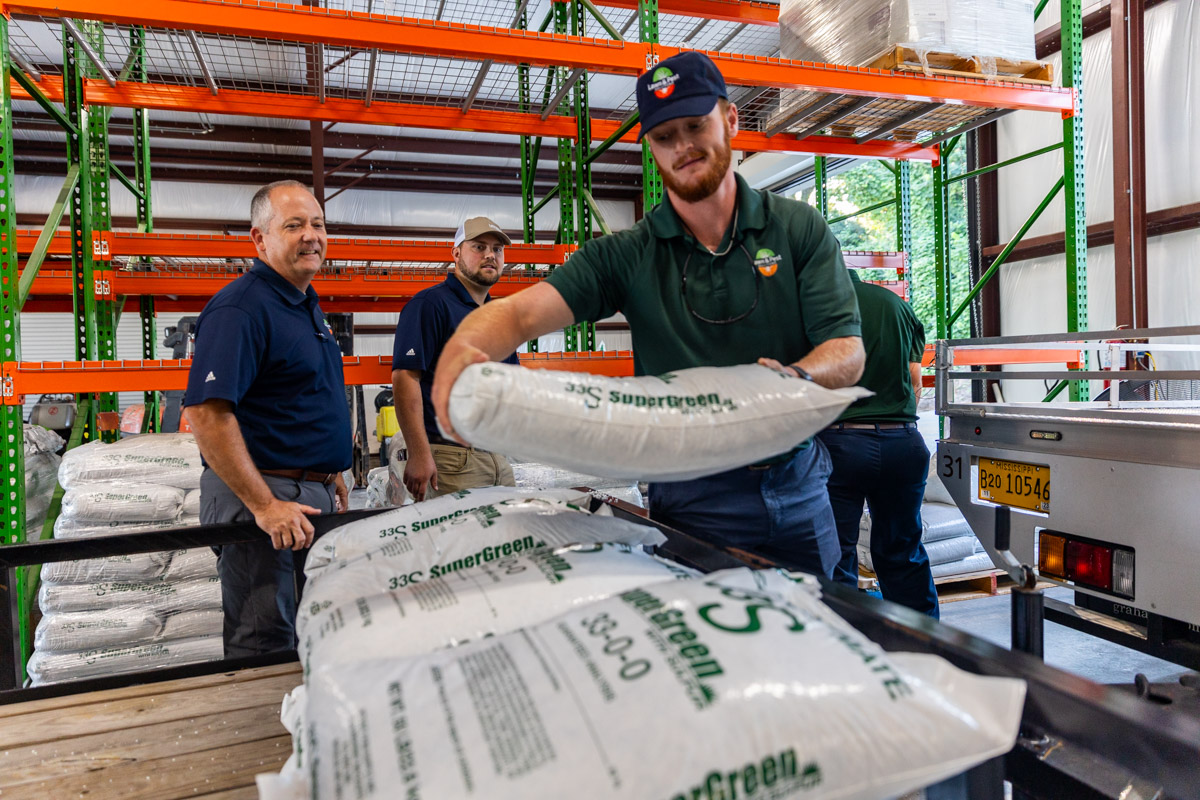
[261,468,338,485]
[827,422,917,431]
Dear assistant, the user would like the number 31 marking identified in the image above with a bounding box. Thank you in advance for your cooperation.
[941,455,963,480]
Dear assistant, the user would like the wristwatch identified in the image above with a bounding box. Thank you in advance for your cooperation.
[786,365,814,382]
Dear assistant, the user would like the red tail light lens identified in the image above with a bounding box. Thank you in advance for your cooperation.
[1065,540,1113,591]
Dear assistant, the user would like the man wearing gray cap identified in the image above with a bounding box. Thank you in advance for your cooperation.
[391,216,518,500]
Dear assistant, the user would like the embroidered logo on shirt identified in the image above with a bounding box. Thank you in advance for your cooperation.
[406,348,416,356]
[753,248,783,277]
[205,371,216,382]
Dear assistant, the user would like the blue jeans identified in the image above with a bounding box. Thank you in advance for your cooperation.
[817,426,939,618]
[647,441,840,577]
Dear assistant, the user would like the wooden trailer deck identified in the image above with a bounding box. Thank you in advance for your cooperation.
[0,662,302,799]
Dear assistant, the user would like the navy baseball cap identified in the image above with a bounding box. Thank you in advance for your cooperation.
[635,51,728,141]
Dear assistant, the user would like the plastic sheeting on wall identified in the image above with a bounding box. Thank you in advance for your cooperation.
[1000,232,1200,401]
[996,0,1197,238]
[995,0,1199,387]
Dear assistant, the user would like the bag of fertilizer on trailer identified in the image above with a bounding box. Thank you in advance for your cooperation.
[301,542,695,675]
[304,486,596,576]
[159,608,224,641]
[58,433,203,489]
[60,482,185,523]
[445,363,871,481]
[27,635,224,685]
[297,502,666,640]
[162,548,219,581]
[34,607,164,652]
[38,575,221,615]
[265,568,1025,800]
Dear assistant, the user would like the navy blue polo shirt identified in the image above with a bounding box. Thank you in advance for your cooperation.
[184,259,352,473]
[392,273,519,442]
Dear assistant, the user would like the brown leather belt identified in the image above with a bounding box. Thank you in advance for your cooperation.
[828,422,917,431]
[261,468,338,485]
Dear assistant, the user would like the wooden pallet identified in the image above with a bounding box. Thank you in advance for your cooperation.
[0,662,302,799]
[870,46,1054,85]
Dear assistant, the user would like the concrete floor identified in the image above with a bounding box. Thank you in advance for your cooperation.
[939,586,1188,686]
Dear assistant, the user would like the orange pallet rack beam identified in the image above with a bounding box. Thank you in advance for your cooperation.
[3,0,1074,115]
[1,352,636,402]
[11,78,941,161]
[14,229,575,263]
[918,345,1083,387]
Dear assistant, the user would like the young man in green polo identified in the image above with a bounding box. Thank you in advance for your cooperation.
[431,52,864,578]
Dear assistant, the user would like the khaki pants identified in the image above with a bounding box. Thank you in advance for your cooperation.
[429,444,515,497]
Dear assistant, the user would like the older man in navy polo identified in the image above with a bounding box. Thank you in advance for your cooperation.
[391,217,520,502]
[184,179,351,658]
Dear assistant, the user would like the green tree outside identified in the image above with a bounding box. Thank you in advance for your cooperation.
[795,145,972,339]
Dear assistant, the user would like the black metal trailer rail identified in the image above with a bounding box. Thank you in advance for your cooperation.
[0,496,1197,800]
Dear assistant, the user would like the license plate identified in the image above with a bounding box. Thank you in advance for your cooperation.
[977,458,1050,512]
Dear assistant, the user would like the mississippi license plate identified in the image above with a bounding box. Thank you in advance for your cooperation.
[977,458,1050,512]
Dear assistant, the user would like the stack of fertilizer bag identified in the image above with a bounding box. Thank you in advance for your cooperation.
[28,433,223,685]
[24,424,64,535]
[773,0,1036,130]
[857,453,992,581]
[256,364,1026,800]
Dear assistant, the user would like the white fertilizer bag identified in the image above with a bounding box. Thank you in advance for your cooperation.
[162,548,219,581]
[27,635,223,685]
[446,363,871,481]
[276,569,1024,800]
[305,486,594,576]
[182,488,202,517]
[38,576,222,615]
[53,515,198,540]
[301,543,695,675]
[160,608,224,641]
[297,504,666,640]
[40,552,172,585]
[34,608,163,652]
[58,433,203,489]
[61,483,185,523]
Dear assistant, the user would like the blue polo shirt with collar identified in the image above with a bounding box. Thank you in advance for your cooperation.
[184,259,352,473]
[392,273,519,443]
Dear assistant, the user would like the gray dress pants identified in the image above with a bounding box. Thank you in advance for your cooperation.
[200,468,336,658]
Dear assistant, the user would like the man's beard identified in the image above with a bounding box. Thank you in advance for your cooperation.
[658,123,733,203]
[457,258,500,287]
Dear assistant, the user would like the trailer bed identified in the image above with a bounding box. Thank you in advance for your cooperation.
[0,662,301,799]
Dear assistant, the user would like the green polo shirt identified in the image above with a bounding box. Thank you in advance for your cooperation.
[546,173,861,377]
[838,272,925,424]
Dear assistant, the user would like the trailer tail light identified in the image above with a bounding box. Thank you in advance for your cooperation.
[1038,531,1134,599]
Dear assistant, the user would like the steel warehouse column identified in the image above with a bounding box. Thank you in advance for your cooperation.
[0,18,30,686]
[132,26,159,431]
[63,22,100,442]
[932,150,951,340]
[813,155,829,218]
[572,0,596,351]
[83,21,120,440]
[554,0,580,352]
[639,0,662,210]
[894,158,912,278]
[0,20,27,545]
[1061,0,1089,400]
[1111,0,1147,329]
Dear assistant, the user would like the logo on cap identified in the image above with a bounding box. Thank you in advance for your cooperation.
[754,248,782,277]
[648,66,678,99]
